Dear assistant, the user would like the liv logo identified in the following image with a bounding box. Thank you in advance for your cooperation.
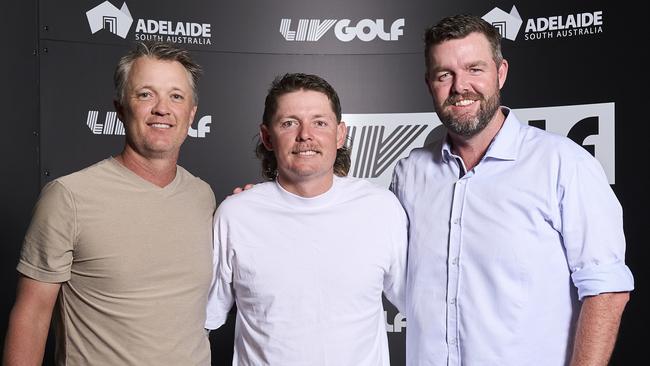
[86,110,211,138]
[87,110,125,135]
[344,113,435,187]
[347,124,427,178]
[344,103,615,187]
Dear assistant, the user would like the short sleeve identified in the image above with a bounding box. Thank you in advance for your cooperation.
[382,195,409,313]
[205,204,235,329]
[561,154,634,300]
[17,180,76,283]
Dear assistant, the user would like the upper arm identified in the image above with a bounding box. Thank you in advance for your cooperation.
[11,275,61,320]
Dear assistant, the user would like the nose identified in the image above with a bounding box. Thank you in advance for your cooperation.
[151,96,171,116]
[452,73,469,94]
[296,122,313,141]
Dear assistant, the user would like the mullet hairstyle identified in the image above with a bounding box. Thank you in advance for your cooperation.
[256,73,351,180]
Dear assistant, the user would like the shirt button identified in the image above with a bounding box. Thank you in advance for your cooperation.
[450,298,456,305]
[451,257,458,265]
[450,338,457,346]
[453,218,460,225]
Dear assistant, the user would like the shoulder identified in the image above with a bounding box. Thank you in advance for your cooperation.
[176,165,215,199]
[518,123,595,164]
[216,181,276,215]
[336,177,405,212]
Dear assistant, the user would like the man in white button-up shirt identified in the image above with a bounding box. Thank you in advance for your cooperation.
[391,14,634,366]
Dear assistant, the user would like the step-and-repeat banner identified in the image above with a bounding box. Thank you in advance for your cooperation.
[32,0,637,364]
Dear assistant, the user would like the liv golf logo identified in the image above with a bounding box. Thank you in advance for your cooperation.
[86,110,212,138]
[344,103,616,187]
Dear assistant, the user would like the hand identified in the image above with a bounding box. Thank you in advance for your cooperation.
[232,184,255,194]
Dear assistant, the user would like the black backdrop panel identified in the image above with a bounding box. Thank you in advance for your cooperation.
[0,0,645,365]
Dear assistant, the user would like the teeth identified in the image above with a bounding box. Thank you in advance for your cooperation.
[297,150,317,156]
[455,99,474,106]
[151,123,171,129]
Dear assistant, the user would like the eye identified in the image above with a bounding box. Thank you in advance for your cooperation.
[171,93,185,101]
[136,91,153,99]
[314,120,328,127]
[280,120,297,128]
[437,72,451,82]
[469,68,483,74]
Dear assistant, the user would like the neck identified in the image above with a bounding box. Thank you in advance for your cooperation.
[448,108,506,172]
[116,147,178,188]
[277,174,335,198]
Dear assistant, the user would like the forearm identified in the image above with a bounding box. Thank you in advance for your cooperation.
[3,304,52,366]
[3,277,60,366]
[570,292,630,366]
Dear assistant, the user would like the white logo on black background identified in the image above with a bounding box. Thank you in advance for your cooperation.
[280,18,404,42]
[86,110,211,138]
[188,116,211,138]
[482,5,523,41]
[483,5,604,41]
[86,1,133,39]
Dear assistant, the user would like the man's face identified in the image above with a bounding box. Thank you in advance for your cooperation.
[116,56,197,160]
[425,32,508,138]
[261,89,346,192]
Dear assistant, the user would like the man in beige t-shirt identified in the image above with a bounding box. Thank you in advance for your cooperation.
[3,41,215,365]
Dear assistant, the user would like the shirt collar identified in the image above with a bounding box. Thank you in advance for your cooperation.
[440,107,521,162]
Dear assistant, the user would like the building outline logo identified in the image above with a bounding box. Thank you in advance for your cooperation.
[86,1,134,39]
[482,5,523,41]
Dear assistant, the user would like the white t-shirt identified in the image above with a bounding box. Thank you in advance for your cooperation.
[206,177,408,366]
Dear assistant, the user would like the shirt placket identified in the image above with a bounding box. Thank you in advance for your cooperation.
[447,176,468,366]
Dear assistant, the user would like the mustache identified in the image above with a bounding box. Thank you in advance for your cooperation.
[444,92,483,107]
[291,143,321,153]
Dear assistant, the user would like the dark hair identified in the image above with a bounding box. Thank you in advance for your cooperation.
[114,41,202,105]
[256,73,351,180]
[424,14,503,73]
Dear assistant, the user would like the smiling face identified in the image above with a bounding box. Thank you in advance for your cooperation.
[116,56,197,161]
[425,32,508,138]
[261,89,346,196]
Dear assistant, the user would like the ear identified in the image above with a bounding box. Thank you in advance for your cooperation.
[260,124,273,151]
[424,72,435,97]
[188,105,198,127]
[336,121,347,149]
[114,99,125,122]
[497,59,509,90]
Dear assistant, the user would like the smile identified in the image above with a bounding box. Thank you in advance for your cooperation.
[454,99,476,107]
[293,150,319,156]
[149,123,172,129]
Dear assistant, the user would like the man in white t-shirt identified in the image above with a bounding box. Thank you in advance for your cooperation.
[206,73,408,366]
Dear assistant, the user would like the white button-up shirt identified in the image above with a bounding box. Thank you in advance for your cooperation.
[391,108,634,366]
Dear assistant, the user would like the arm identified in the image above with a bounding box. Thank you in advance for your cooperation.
[3,276,61,366]
[570,291,630,366]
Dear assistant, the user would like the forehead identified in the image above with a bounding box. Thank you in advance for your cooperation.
[274,89,335,117]
[429,32,494,68]
[127,56,192,88]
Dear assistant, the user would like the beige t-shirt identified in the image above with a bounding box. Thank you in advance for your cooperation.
[18,158,216,365]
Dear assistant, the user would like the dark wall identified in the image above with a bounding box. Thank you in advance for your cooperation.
[1,0,645,365]
[0,0,40,356]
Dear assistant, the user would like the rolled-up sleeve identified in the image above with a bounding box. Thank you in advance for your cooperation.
[561,154,634,300]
